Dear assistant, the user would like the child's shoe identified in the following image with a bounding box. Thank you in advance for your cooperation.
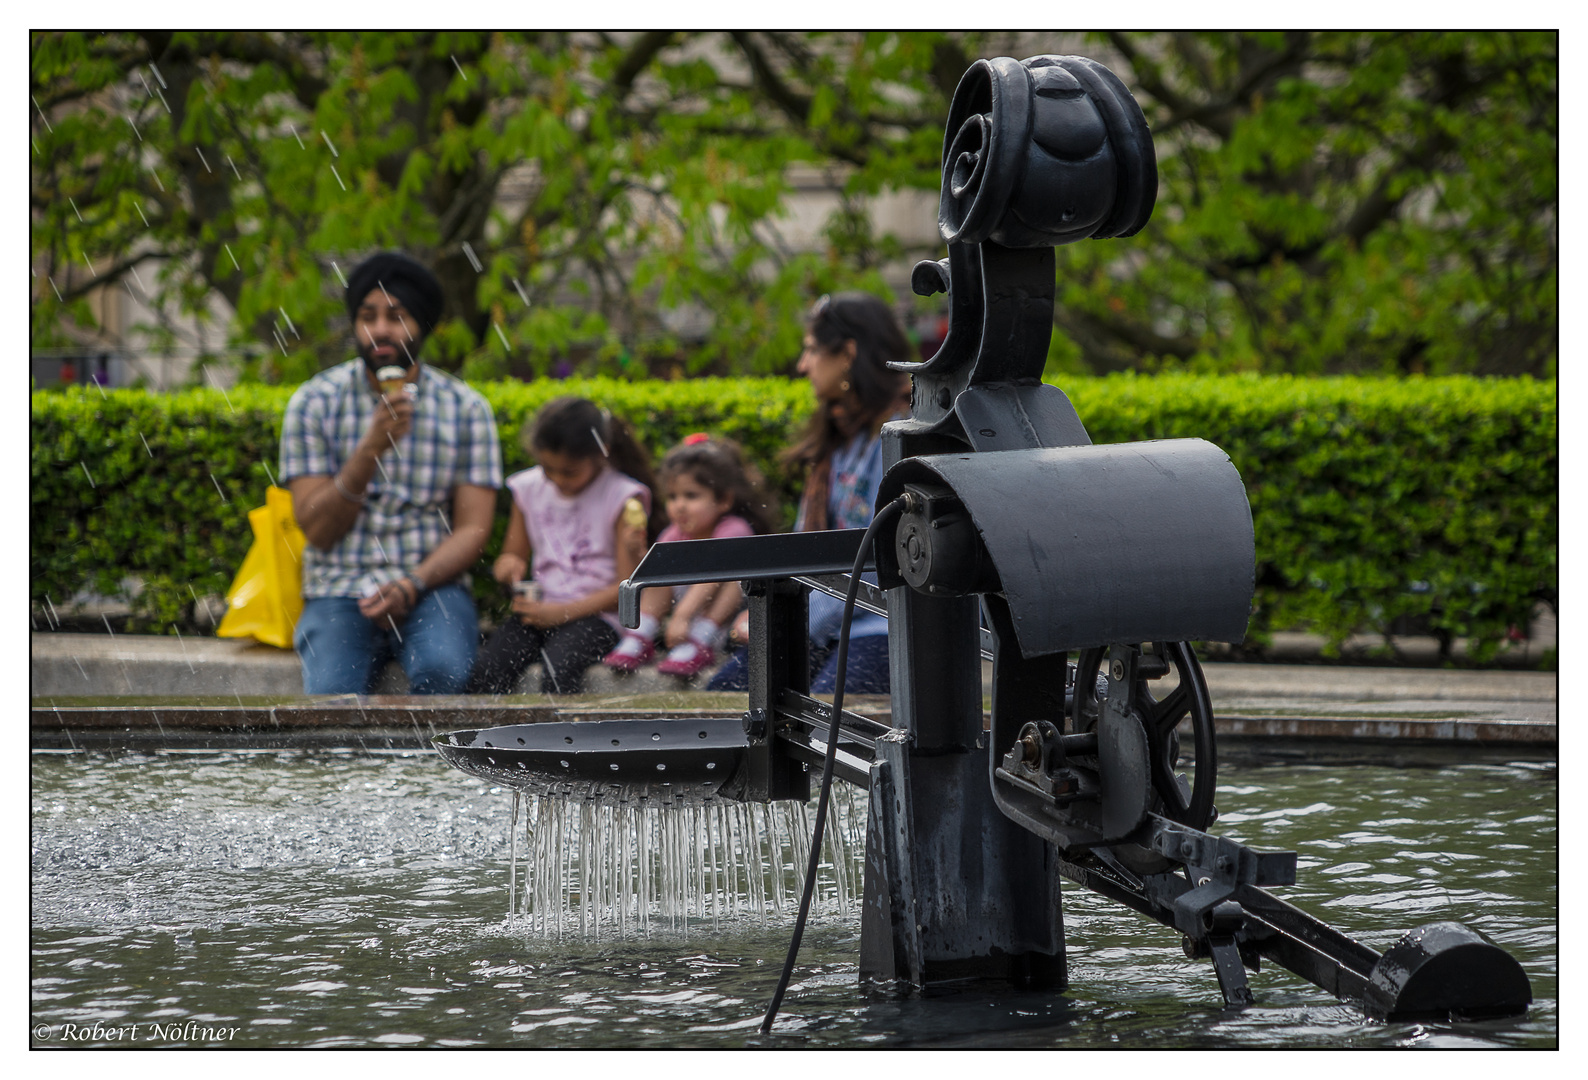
[657,640,715,679]
[603,633,654,673]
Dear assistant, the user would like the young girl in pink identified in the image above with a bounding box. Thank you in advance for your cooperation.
[466,397,660,694]
[603,434,777,679]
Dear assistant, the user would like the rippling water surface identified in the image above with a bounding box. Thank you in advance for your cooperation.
[31,750,1556,1048]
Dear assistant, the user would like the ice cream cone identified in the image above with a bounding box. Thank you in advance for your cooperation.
[375,365,408,396]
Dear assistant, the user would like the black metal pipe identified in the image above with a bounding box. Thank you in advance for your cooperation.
[761,497,907,1034]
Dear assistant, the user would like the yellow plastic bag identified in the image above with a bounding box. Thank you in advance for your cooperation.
[217,486,306,649]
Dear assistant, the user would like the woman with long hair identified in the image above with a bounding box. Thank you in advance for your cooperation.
[708,291,911,693]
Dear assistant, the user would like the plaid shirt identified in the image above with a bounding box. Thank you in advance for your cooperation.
[279,360,502,599]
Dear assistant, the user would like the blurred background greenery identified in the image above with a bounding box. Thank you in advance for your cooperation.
[30,31,1557,387]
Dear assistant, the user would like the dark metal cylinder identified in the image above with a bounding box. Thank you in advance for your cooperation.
[880,439,1255,657]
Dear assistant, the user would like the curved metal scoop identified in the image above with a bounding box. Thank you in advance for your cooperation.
[433,718,749,804]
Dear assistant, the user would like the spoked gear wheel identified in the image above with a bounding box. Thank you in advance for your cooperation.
[1072,642,1217,874]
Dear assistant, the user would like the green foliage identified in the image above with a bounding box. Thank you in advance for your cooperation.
[31,32,1554,381]
[1063,31,1557,377]
[30,384,286,631]
[29,32,973,380]
[32,376,1554,665]
[1068,374,1557,660]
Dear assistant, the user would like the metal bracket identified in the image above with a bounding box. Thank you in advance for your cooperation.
[1138,816,1297,937]
[619,530,873,627]
[1207,935,1256,1008]
[771,689,894,790]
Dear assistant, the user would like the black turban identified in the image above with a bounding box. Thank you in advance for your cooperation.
[344,252,444,334]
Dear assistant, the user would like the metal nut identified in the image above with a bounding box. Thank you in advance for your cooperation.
[742,708,769,741]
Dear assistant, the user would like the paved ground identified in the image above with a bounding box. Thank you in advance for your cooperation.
[1195,661,1557,725]
[31,630,1557,727]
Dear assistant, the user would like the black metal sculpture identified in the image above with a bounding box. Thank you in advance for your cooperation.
[438,54,1531,1023]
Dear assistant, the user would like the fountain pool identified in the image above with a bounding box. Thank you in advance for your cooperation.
[31,749,1556,1048]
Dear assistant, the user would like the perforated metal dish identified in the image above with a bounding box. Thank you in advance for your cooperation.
[433,717,748,802]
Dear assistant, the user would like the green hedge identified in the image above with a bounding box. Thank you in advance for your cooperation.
[29,378,816,636]
[1067,374,1556,662]
[31,375,1555,664]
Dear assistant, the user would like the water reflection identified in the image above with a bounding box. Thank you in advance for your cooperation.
[31,751,1555,1047]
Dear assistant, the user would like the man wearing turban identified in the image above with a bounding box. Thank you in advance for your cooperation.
[278,252,503,694]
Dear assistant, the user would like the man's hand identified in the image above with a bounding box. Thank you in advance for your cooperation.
[360,390,414,459]
[358,578,418,624]
[291,390,416,552]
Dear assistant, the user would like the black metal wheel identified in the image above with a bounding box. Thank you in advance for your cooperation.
[1071,641,1217,832]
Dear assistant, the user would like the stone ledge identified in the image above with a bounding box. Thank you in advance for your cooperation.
[29,632,725,698]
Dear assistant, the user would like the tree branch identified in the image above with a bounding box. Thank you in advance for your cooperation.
[1062,305,1200,364]
[731,32,871,167]
[1115,31,1310,140]
[55,249,171,304]
[1106,32,1196,122]
[928,38,972,102]
[730,32,812,127]
[147,31,327,110]
[608,31,674,100]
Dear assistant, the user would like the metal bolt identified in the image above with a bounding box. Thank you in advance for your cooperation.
[1110,659,1125,681]
[742,708,768,740]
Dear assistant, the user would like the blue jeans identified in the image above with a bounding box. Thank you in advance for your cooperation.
[294,583,478,695]
[704,634,891,695]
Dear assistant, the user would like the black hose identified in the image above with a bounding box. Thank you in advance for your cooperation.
[760,496,906,1035]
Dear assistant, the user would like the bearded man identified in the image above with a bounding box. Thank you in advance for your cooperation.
[278,252,502,694]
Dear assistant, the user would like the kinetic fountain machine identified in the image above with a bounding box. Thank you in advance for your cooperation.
[439,54,1532,1023]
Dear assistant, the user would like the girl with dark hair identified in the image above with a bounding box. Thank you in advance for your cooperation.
[604,435,778,679]
[466,397,660,694]
[708,291,912,694]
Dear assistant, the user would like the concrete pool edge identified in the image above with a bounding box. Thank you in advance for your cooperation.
[29,699,1556,760]
[31,631,1557,757]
